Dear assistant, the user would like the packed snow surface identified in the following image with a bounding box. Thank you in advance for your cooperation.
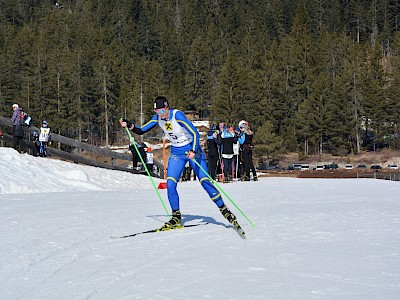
[1,147,399,299]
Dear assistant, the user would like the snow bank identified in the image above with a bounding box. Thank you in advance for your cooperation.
[0,148,157,194]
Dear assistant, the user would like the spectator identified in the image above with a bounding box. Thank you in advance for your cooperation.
[233,128,241,179]
[216,125,238,183]
[129,141,146,170]
[238,120,258,181]
[38,120,51,157]
[206,125,219,180]
[145,147,154,173]
[32,131,40,156]
[10,104,24,152]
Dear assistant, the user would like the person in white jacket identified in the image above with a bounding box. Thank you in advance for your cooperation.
[38,120,51,157]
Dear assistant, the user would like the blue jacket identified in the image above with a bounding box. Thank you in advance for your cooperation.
[132,109,200,156]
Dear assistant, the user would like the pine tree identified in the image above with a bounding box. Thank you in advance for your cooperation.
[360,44,388,149]
[385,31,400,149]
[277,0,313,152]
[211,54,246,125]
[0,23,19,113]
[253,120,285,159]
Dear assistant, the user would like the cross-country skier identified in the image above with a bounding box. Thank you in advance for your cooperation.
[120,96,241,230]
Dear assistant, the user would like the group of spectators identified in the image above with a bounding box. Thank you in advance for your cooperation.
[206,120,257,182]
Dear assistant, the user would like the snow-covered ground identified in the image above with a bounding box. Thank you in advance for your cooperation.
[1,147,400,299]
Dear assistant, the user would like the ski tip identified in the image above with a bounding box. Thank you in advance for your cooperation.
[234,226,246,239]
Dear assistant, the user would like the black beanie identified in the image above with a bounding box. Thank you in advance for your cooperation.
[154,96,169,109]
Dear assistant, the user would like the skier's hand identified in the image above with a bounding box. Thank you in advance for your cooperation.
[186,150,196,159]
[119,118,134,129]
[119,118,128,127]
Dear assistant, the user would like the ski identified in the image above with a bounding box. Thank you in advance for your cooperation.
[111,222,209,239]
[232,223,246,239]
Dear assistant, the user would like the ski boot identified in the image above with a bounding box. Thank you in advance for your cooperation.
[253,176,258,181]
[219,205,245,238]
[160,210,182,230]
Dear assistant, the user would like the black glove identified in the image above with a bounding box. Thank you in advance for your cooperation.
[120,118,134,128]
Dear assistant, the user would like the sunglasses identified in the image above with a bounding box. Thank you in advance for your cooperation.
[154,108,167,115]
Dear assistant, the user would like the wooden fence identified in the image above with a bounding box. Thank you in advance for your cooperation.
[0,116,164,178]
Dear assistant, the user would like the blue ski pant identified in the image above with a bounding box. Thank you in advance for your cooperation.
[166,151,224,211]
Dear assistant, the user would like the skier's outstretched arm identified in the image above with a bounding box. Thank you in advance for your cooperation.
[132,115,159,135]
[120,115,158,135]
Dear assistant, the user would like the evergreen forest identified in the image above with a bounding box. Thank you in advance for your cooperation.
[1,0,400,157]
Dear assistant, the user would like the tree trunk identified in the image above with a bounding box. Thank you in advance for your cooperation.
[104,75,109,146]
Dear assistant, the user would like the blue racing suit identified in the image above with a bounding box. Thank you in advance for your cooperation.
[132,109,224,211]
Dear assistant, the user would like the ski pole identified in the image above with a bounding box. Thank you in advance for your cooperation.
[121,120,170,217]
[188,153,255,227]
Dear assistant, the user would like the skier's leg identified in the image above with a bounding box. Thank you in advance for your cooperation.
[190,152,224,208]
[166,154,186,211]
[161,154,187,229]
[191,152,241,228]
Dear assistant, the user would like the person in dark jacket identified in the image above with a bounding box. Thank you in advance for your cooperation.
[238,120,258,181]
[32,131,40,156]
[206,126,219,180]
[129,141,147,170]
[216,125,238,182]
[10,104,24,152]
